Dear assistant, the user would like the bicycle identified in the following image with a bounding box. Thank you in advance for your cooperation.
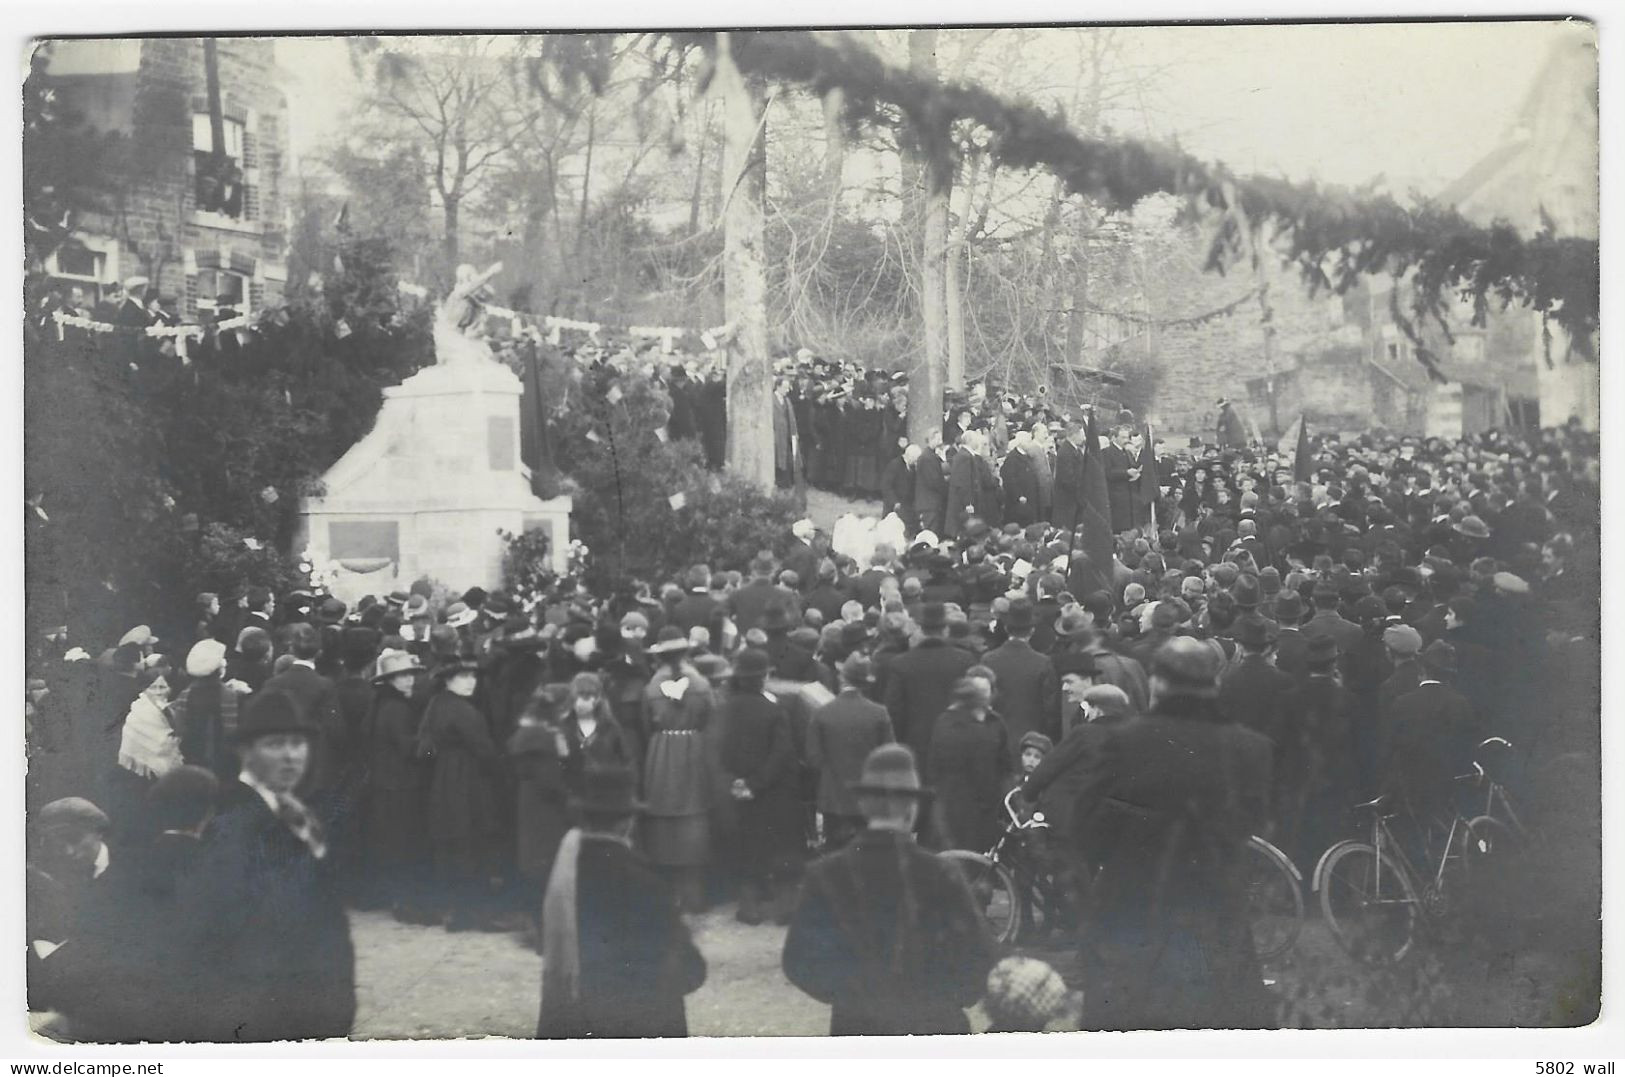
[940,788,1306,960]
[1312,737,1527,965]
[937,788,1061,945]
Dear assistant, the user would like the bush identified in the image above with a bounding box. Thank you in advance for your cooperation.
[550,362,801,591]
[181,522,310,599]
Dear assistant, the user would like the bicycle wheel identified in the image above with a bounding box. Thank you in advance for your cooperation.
[1243,836,1304,961]
[939,849,1021,945]
[1316,841,1420,965]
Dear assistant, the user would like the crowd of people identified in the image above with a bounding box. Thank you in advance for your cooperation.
[23,412,1599,1039]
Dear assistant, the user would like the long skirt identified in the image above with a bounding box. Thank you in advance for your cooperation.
[640,814,710,869]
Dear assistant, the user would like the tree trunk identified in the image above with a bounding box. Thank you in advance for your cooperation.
[821,86,846,195]
[1065,204,1095,370]
[946,150,978,391]
[576,104,597,256]
[905,29,950,445]
[443,195,460,268]
[716,33,775,491]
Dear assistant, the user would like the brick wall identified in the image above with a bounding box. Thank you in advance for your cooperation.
[65,38,289,317]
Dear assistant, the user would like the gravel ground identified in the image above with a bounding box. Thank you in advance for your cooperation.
[345,892,1595,1041]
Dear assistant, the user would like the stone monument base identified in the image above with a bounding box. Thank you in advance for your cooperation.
[298,361,571,606]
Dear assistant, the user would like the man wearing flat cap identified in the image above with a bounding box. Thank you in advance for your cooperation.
[782,744,996,1034]
[1067,636,1273,1029]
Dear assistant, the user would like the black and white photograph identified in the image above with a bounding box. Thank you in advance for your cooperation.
[14,10,1607,1050]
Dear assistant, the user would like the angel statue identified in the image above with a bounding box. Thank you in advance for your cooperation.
[433,261,504,366]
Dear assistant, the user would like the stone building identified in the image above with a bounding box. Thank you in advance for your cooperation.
[39,38,290,320]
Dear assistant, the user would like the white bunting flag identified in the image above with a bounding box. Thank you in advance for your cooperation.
[668,492,687,511]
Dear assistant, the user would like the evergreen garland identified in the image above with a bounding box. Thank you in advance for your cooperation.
[673,30,1598,372]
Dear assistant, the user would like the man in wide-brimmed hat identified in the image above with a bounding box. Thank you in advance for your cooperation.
[782,744,996,1035]
[258,622,345,804]
[537,764,707,1039]
[1067,636,1273,1029]
[183,690,357,1041]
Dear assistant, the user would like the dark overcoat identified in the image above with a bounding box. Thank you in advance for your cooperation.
[914,450,949,535]
[419,690,502,874]
[1000,450,1040,526]
[537,838,707,1038]
[719,690,802,878]
[364,685,424,878]
[782,828,996,1035]
[882,638,977,769]
[1051,438,1087,532]
[1101,443,1136,533]
[1071,695,1273,1030]
[927,706,1013,853]
[1274,674,1359,867]
[259,664,346,799]
[182,783,357,1042]
[946,451,980,538]
[978,637,1060,758]
[806,689,895,817]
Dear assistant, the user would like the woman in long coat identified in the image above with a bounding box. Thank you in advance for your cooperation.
[419,657,502,930]
[927,677,1013,854]
[717,649,802,924]
[507,683,571,941]
[365,649,428,918]
[640,628,715,911]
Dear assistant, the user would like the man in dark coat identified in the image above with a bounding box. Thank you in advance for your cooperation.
[1069,638,1274,1030]
[782,744,996,1035]
[538,765,707,1038]
[671,565,724,634]
[784,522,820,595]
[1052,424,1088,532]
[882,603,976,771]
[1275,635,1359,868]
[806,654,896,849]
[1215,398,1247,449]
[1000,435,1041,526]
[719,650,802,924]
[1218,615,1296,748]
[1102,426,1138,533]
[914,434,950,536]
[946,433,983,539]
[804,560,850,624]
[1271,591,1310,681]
[52,768,218,1042]
[881,446,916,530]
[1302,581,1364,655]
[979,599,1060,759]
[183,691,357,1041]
[731,556,796,635]
[1380,641,1483,825]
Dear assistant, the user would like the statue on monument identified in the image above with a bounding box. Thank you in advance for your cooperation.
[433,261,504,366]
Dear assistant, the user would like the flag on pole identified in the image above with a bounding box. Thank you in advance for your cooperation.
[1070,408,1115,597]
[1138,424,1160,534]
[1279,413,1312,482]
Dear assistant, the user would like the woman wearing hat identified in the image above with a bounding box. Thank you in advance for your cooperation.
[364,649,430,921]
[927,675,1013,854]
[639,627,715,911]
[417,654,502,931]
[718,650,801,924]
[171,638,252,785]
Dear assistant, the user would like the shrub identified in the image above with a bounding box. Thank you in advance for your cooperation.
[550,361,801,591]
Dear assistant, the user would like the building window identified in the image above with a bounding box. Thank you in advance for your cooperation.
[46,245,107,304]
[196,268,250,319]
[193,113,247,219]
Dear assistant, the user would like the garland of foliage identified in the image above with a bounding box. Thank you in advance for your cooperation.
[670,30,1598,377]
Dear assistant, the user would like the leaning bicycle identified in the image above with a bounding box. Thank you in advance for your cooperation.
[941,789,1305,958]
[1313,737,1527,965]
